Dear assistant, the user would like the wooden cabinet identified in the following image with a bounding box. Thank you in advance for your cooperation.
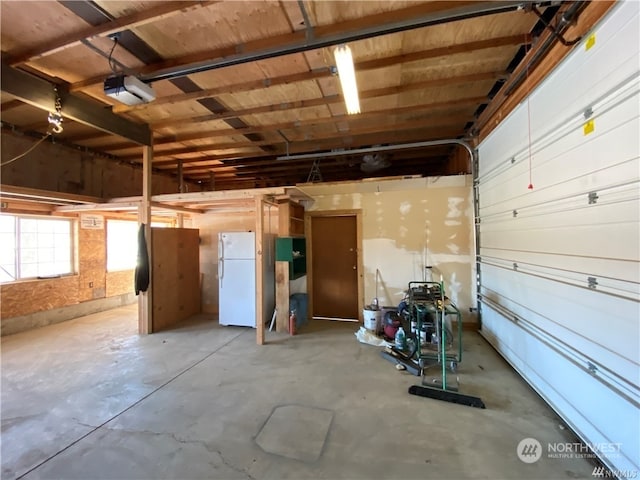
[275,236,306,279]
[278,201,305,236]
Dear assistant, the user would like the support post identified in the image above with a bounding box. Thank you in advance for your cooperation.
[138,143,153,334]
[178,159,185,193]
[275,261,290,332]
[177,161,185,228]
[255,195,265,345]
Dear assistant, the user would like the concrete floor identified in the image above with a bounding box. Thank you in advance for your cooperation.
[1,305,598,480]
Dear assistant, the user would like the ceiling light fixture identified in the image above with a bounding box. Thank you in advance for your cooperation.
[334,44,360,115]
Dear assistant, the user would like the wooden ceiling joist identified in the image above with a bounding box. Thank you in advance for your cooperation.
[149,71,500,129]
[0,184,104,205]
[7,1,214,66]
[0,63,152,145]
[108,34,521,114]
[129,1,524,84]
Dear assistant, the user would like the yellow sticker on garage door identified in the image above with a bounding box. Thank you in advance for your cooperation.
[585,34,596,51]
[584,119,595,135]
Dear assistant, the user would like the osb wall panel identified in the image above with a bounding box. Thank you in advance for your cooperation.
[106,270,134,297]
[1,132,181,198]
[192,207,278,315]
[78,227,106,302]
[151,228,200,331]
[1,276,79,318]
[1,215,134,323]
[306,175,475,320]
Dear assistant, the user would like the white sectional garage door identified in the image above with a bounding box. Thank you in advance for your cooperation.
[476,1,639,474]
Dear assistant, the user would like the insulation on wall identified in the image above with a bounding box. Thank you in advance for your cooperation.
[302,175,474,319]
[1,131,183,197]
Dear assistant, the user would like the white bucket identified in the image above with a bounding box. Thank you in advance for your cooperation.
[363,308,381,332]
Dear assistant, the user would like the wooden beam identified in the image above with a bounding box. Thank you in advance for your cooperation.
[105,90,484,154]
[255,195,266,345]
[1,63,151,145]
[150,72,499,129]
[138,144,153,335]
[7,2,214,66]
[152,186,287,204]
[146,100,477,144]
[0,184,104,204]
[150,201,204,215]
[0,99,24,112]
[55,201,141,212]
[82,31,523,106]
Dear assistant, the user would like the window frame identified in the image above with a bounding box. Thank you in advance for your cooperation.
[0,214,76,283]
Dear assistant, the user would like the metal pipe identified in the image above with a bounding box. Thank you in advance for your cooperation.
[142,1,525,83]
[276,138,474,163]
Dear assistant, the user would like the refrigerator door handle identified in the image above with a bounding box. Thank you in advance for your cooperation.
[219,236,224,286]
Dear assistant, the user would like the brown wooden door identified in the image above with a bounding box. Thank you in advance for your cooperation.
[311,215,358,320]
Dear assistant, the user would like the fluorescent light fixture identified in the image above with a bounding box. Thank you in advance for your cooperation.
[334,45,360,115]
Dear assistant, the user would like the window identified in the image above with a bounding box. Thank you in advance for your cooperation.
[106,220,138,272]
[0,215,74,283]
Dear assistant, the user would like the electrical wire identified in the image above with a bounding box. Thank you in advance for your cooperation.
[108,36,119,74]
[1,133,51,167]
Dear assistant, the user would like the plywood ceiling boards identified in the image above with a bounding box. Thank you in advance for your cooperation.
[396,80,494,108]
[0,1,87,53]
[306,0,429,26]
[122,1,292,58]
[215,79,325,111]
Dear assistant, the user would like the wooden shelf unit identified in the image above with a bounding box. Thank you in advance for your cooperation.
[275,236,306,279]
[278,200,305,237]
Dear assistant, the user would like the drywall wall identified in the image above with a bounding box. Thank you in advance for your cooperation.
[0,216,136,335]
[1,131,188,197]
[193,206,278,315]
[302,175,475,321]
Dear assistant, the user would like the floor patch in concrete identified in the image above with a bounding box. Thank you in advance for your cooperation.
[255,405,333,462]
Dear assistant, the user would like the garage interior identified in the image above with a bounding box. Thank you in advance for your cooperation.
[1,1,638,479]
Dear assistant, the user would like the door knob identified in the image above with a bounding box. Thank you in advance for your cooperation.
[353,265,356,270]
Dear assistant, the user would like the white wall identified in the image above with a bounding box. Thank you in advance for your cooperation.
[301,175,475,320]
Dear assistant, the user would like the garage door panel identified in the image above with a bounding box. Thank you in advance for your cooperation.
[481,306,640,474]
[479,1,639,176]
[481,221,639,261]
[481,264,639,370]
[479,248,640,286]
[477,2,639,473]
[479,100,639,215]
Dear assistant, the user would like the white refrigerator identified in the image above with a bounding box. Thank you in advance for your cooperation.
[218,232,274,328]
